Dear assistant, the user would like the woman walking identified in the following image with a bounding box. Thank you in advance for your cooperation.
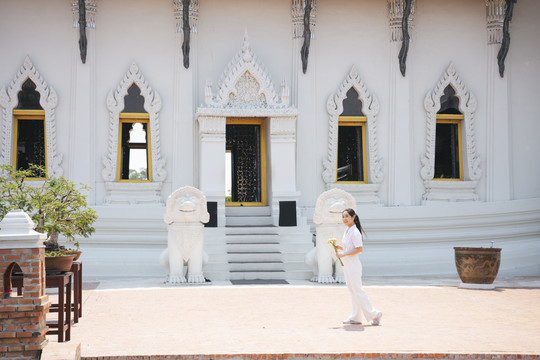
[336,208,382,325]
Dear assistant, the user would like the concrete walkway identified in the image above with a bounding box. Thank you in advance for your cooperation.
[44,277,540,359]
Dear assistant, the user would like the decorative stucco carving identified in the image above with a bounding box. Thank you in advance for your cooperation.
[421,63,482,203]
[198,116,226,141]
[486,0,506,44]
[173,0,199,33]
[292,0,317,39]
[0,57,63,177]
[388,0,415,42]
[72,0,97,29]
[306,188,356,283]
[102,62,166,183]
[203,32,291,112]
[270,116,296,141]
[160,186,210,284]
[323,66,383,188]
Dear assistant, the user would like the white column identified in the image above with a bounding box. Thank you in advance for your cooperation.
[387,0,414,206]
[172,0,200,191]
[292,0,316,206]
[485,0,512,201]
[197,116,226,226]
[269,116,300,224]
[68,1,97,203]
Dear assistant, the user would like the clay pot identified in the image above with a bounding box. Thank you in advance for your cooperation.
[66,250,82,261]
[45,255,76,274]
[454,247,501,284]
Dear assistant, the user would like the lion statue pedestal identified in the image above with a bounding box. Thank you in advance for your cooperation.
[159,186,210,284]
[305,188,356,283]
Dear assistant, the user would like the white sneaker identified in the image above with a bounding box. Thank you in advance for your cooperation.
[342,319,362,325]
[372,312,382,326]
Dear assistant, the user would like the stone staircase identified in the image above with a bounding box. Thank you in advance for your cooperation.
[225,206,286,280]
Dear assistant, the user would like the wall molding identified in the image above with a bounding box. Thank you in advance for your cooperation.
[0,57,62,177]
[102,63,166,204]
[421,63,482,203]
[323,66,383,204]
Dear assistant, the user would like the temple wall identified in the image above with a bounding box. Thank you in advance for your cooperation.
[0,0,539,278]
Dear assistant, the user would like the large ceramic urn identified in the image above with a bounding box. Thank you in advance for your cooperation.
[454,247,502,287]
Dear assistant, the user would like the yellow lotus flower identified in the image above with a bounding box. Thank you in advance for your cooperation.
[327,238,344,266]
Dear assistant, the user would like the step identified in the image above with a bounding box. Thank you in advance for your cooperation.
[226,216,274,227]
[229,270,286,281]
[227,242,280,252]
[225,206,271,216]
[225,233,279,243]
[227,252,282,262]
[225,226,278,235]
[228,261,283,271]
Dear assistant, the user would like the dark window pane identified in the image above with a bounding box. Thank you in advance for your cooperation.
[337,125,364,182]
[340,87,364,116]
[434,123,460,179]
[122,84,146,113]
[120,122,149,180]
[16,119,46,177]
[16,79,43,110]
[438,85,461,115]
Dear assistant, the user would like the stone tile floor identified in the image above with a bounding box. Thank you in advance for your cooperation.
[43,277,540,359]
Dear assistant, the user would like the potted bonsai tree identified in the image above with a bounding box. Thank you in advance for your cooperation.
[0,164,98,272]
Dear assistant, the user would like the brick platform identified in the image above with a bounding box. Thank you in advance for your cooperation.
[1,211,50,360]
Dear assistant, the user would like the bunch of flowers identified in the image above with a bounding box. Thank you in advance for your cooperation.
[328,238,344,266]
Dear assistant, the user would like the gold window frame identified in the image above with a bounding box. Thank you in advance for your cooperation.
[336,116,368,184]
[116,113,152,183]
[12,109,47,180]
[434,114,464,181]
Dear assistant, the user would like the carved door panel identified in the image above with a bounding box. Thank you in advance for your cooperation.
[226,118,266,206]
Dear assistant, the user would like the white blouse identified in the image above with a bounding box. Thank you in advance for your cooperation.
[342,226,363,252]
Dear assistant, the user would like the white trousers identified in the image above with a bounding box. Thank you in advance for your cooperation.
[342,255,379,323]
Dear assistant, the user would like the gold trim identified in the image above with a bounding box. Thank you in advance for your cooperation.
[335,116,368,184]
[116,114,152,182]
[12,110,48,179]
[119,112,150,120]
[433,116,464,181]
[13,109,45,116]
[436,114,464,120]
[338,116,367,124]
[226,118,267,206]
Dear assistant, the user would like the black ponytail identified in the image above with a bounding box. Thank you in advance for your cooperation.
[344,208,366,238]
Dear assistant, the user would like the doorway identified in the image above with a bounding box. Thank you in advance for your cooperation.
[225,118,266,206]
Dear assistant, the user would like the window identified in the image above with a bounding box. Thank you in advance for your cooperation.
[116,84,151,182]
[434,85,463,181]
[323,66,383,205]
[117,114,151,181]
[336,87,367,184]
[12,79,46,178]
[337,117,367,183]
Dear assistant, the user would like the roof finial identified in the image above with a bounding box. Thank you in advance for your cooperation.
[242,29,250,51]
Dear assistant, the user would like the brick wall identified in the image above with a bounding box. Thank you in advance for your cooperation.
[1,247,51,360]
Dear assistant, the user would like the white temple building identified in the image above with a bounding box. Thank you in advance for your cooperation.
[1,0,539,281]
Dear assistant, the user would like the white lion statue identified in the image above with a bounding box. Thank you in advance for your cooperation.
[159,186,210,284]
[305,188,356,283]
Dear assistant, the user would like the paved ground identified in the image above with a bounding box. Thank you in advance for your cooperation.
[44,277,540,359]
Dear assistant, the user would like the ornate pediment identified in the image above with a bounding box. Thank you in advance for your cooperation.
[203,32,290,111]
